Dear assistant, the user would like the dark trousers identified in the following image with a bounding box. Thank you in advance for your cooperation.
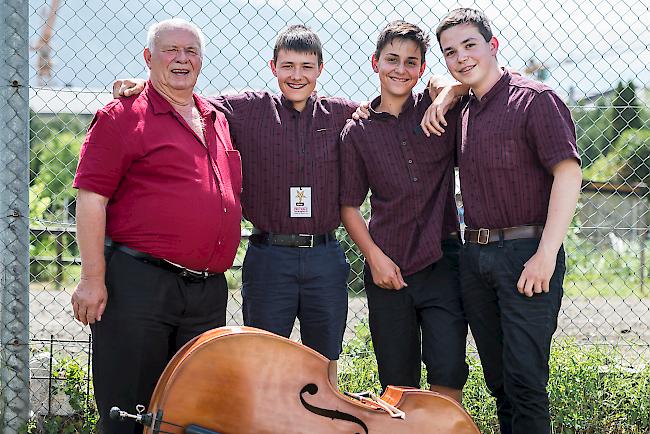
[460,238,565,434]
[364,240,468,391]
[92,249,228,434]
[241,239,350,360]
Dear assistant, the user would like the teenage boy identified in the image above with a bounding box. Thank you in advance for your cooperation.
[430,8,582,434]
[339,21,468,403]
[115,25,357,384]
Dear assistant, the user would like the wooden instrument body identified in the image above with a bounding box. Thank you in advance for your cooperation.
[144,326,481,434]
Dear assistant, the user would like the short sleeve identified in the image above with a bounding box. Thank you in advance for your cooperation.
[339,121,370,207]
[526,91,581,172]
[73,109,137,198]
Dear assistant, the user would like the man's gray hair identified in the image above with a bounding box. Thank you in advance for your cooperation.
[146,18,205,57]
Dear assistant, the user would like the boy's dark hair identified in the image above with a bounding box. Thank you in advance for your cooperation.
[375,20,429,64]
[435,8,494,45]
[273,24,323,65]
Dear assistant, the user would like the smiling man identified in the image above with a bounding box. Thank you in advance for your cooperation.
[115,25,359,384]
[339,21,468,402]
[72,18,242,434]
[432,8,582,433]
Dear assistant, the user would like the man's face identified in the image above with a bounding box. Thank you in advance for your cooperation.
[145,26,202,94]
[270,49,323,110]
[372,38,425,101]
[439,23,498,91]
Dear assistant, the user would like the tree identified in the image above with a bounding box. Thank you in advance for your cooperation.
[583,129,650,185]
[603,81,642,155]
[572,100,609,168]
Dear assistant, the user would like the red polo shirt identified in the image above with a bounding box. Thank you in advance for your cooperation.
[458,71,580,229]
[340,91,460,276]
[208,92,358,234]
[73,82,242,272]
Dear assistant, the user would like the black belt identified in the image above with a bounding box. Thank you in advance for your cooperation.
[104,238,218,281]
[445,231,461,242]
[249,230,336,248]
[464,225,544,245]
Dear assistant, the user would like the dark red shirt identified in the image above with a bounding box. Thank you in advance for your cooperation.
[340,91,459,276]
[458,71,580,229]
[74,82,242,272]
[208,92,358,234]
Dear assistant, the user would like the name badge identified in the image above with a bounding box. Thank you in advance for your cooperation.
[290,187,312,218]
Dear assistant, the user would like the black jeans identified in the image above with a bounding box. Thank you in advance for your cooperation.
[460,238,565,434]
[365,239,468,391]
[92,249,228,434]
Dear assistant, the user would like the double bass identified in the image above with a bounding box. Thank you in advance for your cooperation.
[112,326,481,433]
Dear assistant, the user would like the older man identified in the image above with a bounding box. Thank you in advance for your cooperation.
[72,19,242,434]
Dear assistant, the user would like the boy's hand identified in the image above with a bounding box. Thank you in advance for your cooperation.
[351,101,371,121]
[112,78,146,98]
[368,250,407,290]
[421,86,459,137]
[516,248,557,297]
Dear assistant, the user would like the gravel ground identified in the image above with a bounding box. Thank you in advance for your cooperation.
[28,286,650,362]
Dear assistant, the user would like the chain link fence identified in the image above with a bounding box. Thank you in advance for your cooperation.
[1,0,649,430]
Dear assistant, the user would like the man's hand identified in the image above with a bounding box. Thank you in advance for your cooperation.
[71,277,108,325]
[516,248,557,297]
[368,250,407,290]
[351,101,371,121]
[112,78,146,98]
[421,86,459,137]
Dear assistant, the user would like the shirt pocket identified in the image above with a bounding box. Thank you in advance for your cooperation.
[226,149,243,194]
[312,127,340,163]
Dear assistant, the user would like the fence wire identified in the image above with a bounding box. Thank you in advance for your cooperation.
[2,0,650,429]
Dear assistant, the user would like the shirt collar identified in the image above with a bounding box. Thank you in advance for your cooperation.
[368,93,416,120]
[469,68,511,106]
[145,80,216,121]
[279,92,317,113]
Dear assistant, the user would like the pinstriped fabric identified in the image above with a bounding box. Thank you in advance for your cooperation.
[458,71,580,230]
[208,92,358,234]
[339,91,460,276]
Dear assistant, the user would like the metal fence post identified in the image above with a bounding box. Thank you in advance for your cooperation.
[0,0,31,431]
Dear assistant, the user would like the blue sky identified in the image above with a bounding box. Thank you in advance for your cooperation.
[29,0,649,101]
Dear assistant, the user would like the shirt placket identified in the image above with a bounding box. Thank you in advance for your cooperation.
[205,116,231,256]
[466,101,490,227]
[396,119,422,225]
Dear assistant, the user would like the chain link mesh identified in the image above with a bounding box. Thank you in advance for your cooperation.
[4,0,650,427]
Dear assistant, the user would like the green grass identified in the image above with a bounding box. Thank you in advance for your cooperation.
[338,323,650,434]
[565,277,650,298]
[23,324,650,433]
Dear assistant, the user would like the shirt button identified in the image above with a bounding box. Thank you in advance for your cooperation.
[224,208,227,213]
[408,159,413,164]
[218,240,222,246]
[413,177,418,182]
[401,141,407,146]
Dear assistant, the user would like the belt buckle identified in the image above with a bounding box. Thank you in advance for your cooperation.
[477,228,490,245]
[165,260,208,279]
[298,234,314,248]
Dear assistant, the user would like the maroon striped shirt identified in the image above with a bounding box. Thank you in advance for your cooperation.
[208,92,358,234]
[340,91,459,276]
[459,71,580,229]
